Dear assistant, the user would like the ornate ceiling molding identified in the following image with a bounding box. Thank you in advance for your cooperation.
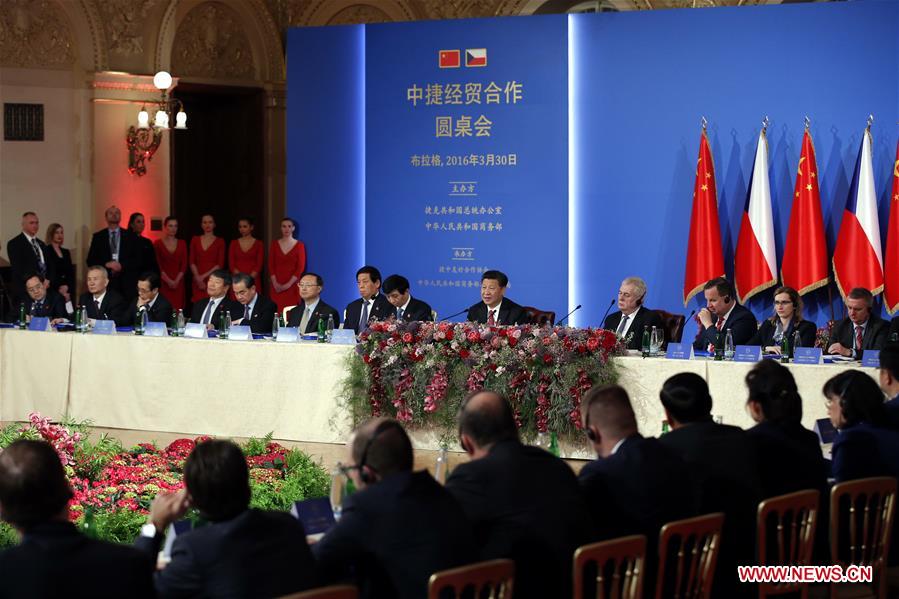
[97,0,160,57]
[171,2,255,80]
[0,0,75,69]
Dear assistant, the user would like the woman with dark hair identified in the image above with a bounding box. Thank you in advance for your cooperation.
[44,223,75,303]
[268,217,305,312]
[228,217,264,293]
[127,212,160,277]
[189,214,225,303]
[154,216,188,311]
[749,286,816,353]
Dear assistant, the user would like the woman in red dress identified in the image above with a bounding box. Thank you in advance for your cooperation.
[228,217,264,292]
[269,217,306,313]
[153,216,187,311]
[189,214,225,303]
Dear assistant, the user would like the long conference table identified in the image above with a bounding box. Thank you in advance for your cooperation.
[0,328,876,458]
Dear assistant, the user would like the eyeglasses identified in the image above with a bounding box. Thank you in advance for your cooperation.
[298,283,320,289]
[338,464,361,477]
[26,284,44,293]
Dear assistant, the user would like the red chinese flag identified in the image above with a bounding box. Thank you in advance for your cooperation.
[683,129,724,305]
[885,140,899,314]
[781,129,829,295]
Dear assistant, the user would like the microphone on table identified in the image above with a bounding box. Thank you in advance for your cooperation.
[556,304,582,326]
[599,298,616,327]
[676,309,696,342]
[439,308,469,322]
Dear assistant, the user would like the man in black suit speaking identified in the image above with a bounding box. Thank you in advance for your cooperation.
[126,272,172,323]
[344,266,394,334]
[693,277,757,351]
[466,270,527,326]
[382,274,433,322]
[231,272,277,335]
[603,276,665,349]
[6,211,53,303]
[190,269,241,330]
[287,272,341,334]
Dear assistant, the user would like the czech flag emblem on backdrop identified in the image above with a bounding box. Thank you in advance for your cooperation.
[466,48,487,67]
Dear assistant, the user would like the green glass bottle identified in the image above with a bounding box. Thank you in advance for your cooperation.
[17,303,26,329]
[548,432,560,457]
[641,325,650,358]
[317,316,327,343]
[661,420,670,435]
[82,507,97,538]
[780,334,789,363]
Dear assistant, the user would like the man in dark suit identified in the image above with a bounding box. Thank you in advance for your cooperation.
[17,273,70,323]
[86,205,140,301]
[693,277,758,351]
[603,276,665,349]
[878,344,899,430]
[6,211,54,302]
[446,391,591,599]
[190,269,241,330]
[78,265,128,326]
[382,274,433,321]
[287,272,341,334]
[0,440,153,598]
[126,271,172,324]
[135,440,316,597]
[826,287,890,358]
[231,272,276,335]
[314,419,476,599]
[344,266,394,334]
[466,270,528,326]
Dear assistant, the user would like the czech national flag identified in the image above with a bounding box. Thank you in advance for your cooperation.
[884,140,899,314]
[735,128,777,303]
[833,127,883,299]
[465,48,487,67]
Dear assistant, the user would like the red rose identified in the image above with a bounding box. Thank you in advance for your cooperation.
[363,354,371,364]
[542,336,552,346]
[402,332,413,343]
[445,330,454,340]
[543,354,553,364]
[459,349,471,359]
[508,336,518,347]
[467,331,480,342]
[586,337,599,351]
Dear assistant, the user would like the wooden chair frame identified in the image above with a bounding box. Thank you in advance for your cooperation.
[574,534,646,599]
[428,558,514,599]
[279,584,358,599]
[654,512,725,599]
[756,489,819,598]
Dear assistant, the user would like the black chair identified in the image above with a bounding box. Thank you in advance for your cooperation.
[523,306,555,327]
[655,309,686,347]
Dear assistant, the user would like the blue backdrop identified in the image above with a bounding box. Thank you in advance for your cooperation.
[287,0,898,331]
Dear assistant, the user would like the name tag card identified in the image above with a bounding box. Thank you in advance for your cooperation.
[28,317,51,332]
[144,321,168,337]
[330,329,357,345]
[793,347,823,365]
[665,342,693,360]
[814,417,837,445]
[92,320,117,335]
[861,350,880,368]
[291,497,335,535]
[228,325,252,341]
[163,520,193,559]
[275,327,299,343]
[184,323,207,339]
[733,345,762,363]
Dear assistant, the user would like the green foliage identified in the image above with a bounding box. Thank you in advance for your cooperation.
[73,433,123,480]
[80,509,147,544]
[0,522,20,549]
[248,448,330,511]
[241,432,274,457]
[0,421,39,448]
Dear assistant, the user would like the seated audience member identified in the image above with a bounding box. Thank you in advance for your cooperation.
[344,266,394,334]
[446,391,591,599]
[189,269,241,330]
[17,273,69,324]
[466,270,527,326]
[382,274,434,321]
[748,286,817,352]
[826,287,889,357]
[0,440,153,598]
[602,276,665,349]
[78,265,128,326]
[135,440,316,597]
[314,419,476,599]
[231,272,276,335]
[286,272,341,334]
[879,344,899,430]
[126,272,173,323]
[692,277,757,351]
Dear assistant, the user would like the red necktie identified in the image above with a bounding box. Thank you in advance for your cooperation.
[855,325,863,353]
[708,317,724,353]
[487,309,496,326]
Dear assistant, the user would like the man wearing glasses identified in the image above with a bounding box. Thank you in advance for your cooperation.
[17,273,70,324]
[287,272,340,334]
[127,272,172,323]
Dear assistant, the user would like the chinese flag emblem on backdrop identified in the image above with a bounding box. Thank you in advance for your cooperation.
[884,140,899,314]
[683,126,725,305]
[439,50,460,69]
[735,127,777,303]
[781,128,829,296]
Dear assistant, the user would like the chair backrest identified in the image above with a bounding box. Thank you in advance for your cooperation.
[757,489,819,598]
[654,512,724,599]
[574,535,646,599]
[282,304,297,322]
[428,558,514,599]
[655,309,686,345]
[279,585,358,599]
[523,306,556,327]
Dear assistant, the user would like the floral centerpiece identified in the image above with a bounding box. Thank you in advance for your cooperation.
[341,321,624,441]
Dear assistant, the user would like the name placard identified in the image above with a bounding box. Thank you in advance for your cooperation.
[814,417,837,445]
[28,317,51,332]
[184,323,207,339]
[330,329,357,345]
[733,345,762,363]
[665,342,693,360]
[793,347,823,365]
[163,520,193,559]
[861,350,880,368]
[228,325,252,341]
[145,321,168,337]
[290,497,335,535]
[92,320,117,335]
[275,327,299,343]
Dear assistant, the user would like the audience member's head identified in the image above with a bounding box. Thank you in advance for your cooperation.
[348,418,413,489]
[879,344,899,398]
[183,440,250,522]
[458,390,518,458]
[660,372,713,427]
[136,272,160,302]
[617,277,647,315]
[823,370,886,430]
[21,211,39,236]
[298,273,323,304]
[356,266,382,300]
[128,212,145,235]
[745,360,802,424]
[771,286,802,323]
[86,266,109,296]
[581,384,638,458]
[383,275,411,309]
[480,270,508,308]
[45,222,64,246]
[703,277,735,315]
[104,205,122,228]
[206,269,231,299]
[24,273,48,302]
[0,440,73,531]
[844,288,874,325]
[231,273,257,306]
[163,215,178,237]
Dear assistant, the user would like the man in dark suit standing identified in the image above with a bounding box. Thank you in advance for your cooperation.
[344,266,394,334]
[314,419,476,599]
[603,276,665,349]
[0,440,153,598]
[231,272,276,335]
[382,274,433,321]
[693,277,757,351]
[126,272,172,323]
[466,270,528,326]
[446,391,591,599]
[78,265,128,326]
[17,273,70,323]
[86,205,139,301]
[287,272,341,334]
[190,269,241,330]
[826,287,890,358]
[135,440,316,597]
[6,211,53,303]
